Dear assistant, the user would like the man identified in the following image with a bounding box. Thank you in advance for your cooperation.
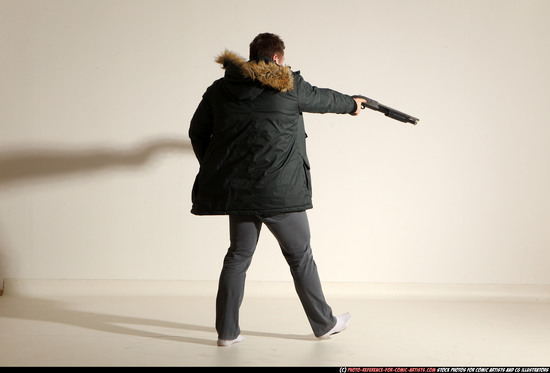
[189,33,366,346]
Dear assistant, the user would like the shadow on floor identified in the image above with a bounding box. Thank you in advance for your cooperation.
[0,296,314,346]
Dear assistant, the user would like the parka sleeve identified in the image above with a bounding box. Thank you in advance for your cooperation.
[295,73,356,115]
[188,94,213,164]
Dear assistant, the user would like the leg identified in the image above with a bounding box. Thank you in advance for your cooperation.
[261,211,338,337]
[216,215,262,341]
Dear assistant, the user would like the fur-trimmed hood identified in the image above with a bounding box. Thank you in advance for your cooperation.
[216,50,294,92]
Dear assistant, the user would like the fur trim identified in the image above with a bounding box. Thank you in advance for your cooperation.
[216,50,294,92]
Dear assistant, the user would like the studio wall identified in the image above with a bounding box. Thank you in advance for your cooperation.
[1,0,549,285]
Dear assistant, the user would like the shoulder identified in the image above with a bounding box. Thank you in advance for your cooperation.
[291,71,307,91]
[202,78,224,98]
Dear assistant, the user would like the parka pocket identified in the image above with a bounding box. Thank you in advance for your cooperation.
[301,155,311,192]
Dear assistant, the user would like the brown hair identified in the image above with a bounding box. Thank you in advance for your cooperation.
[249,33,285,60]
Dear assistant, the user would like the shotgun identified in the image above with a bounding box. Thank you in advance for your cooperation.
[353,95,419,125]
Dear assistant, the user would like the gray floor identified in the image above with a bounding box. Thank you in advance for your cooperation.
[0,281,549,367]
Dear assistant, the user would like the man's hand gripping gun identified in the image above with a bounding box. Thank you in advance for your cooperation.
[353,95,419,125]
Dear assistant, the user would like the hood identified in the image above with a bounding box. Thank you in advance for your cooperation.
[216,50,294,93]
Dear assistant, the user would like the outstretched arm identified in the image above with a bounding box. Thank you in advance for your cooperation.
[295,73,357,115]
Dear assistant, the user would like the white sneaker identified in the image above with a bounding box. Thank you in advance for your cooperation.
[217,335,244,347]
[319,313,351,338]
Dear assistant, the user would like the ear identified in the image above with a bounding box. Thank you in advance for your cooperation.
[272,53,283,65]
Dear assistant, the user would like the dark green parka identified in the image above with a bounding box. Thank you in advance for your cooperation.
[189,50,355,215]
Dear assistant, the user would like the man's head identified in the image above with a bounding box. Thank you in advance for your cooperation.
[249,33,285,65]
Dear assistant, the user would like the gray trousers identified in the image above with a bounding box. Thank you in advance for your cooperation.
[216,211,336,339]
